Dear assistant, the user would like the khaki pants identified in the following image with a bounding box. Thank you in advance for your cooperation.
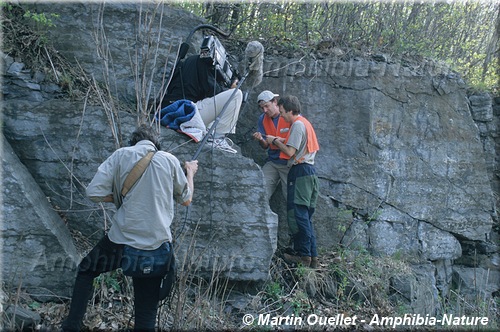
[262,161,289,200]
[197,88,243,137]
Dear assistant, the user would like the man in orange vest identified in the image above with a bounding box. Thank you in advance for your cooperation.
[252,90,291,200]
[264,95,320,268]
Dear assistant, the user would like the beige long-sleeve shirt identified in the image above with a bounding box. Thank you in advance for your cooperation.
[86,140,191,249]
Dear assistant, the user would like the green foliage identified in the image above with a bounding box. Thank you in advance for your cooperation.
[22,10,58,28]
[265,281,283,301]
[94,270,122,293]
[391,250,404,261]
[174,0,499,91]
[367,209,382,223]
[295,262,308,278]
[2,3,58,64]
[28,301,41,310]
[290,290,311,315]
[59,72,75,95]
[1,1,13,11]
[440,289,499,330]
[330,262,350,300]
[328,246,412,309]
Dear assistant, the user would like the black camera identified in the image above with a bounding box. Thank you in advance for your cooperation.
[200,35,238,87]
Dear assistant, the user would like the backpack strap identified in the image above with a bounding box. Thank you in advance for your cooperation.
[121,151,155,197]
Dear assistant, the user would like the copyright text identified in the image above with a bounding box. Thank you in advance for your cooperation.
[241,313,490,328]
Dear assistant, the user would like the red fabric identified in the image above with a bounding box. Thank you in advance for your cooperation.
[295,117,319,153]
[282,116,319,161]
[263,115,291,159]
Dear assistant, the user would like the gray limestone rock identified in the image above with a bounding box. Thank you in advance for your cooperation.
[1,137,80,300]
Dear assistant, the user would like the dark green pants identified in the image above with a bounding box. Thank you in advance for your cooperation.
[287,163,319,257]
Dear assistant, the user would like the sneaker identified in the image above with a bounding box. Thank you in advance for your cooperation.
[207,137,237,154]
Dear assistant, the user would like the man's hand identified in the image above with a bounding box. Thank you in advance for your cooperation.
[252,132,265,141]
[182,160,198,206]
[253,132,268,149]
[184,160,198,175]
[265,135,284,145]
[266,135,295,157]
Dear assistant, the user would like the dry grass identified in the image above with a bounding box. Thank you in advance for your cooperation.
[2,243,499,331]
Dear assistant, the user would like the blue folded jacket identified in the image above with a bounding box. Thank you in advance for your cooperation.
[157,99,196,130]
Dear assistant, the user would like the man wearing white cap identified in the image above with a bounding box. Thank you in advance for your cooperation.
[252,90,291,200]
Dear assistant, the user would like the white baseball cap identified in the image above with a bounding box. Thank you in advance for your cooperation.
[257,90,279,104]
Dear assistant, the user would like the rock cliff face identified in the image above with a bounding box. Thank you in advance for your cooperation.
[2,138,79,299]
[2,2,499,311]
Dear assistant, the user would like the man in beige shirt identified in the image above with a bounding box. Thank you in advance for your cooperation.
[62,124,198,331]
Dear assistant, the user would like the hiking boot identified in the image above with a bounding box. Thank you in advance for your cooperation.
[283,253,311,267]
[310,257,319,269]
[301,256,312,267]
[207,137,237,154]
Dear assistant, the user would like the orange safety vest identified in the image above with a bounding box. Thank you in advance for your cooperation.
[281,116,319,162]
[262,115,291,159]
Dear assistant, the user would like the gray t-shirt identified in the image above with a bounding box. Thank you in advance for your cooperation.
[286,119,317,167]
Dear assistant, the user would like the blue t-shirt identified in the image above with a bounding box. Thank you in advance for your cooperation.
[258,114,288,165]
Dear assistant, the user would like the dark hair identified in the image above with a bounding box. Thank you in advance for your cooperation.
[129,124,161,150]
[277,95,301,115]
